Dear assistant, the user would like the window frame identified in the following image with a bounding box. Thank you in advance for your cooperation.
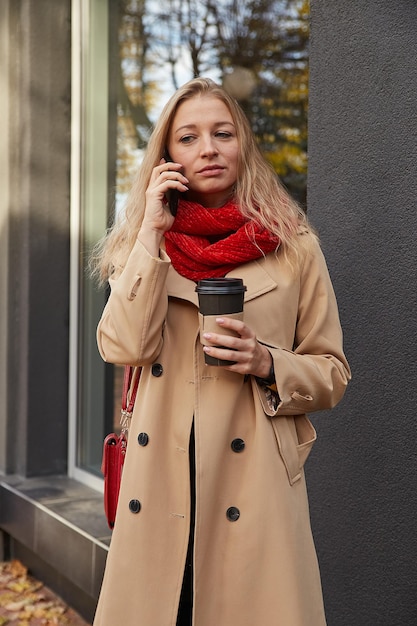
[68,0,110,490]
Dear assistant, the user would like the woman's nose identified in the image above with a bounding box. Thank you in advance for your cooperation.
[200,137,218,157]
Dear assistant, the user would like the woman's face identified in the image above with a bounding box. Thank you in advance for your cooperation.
[167,95,239,208]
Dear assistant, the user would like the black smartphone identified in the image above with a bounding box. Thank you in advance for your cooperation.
[163,150,179,217]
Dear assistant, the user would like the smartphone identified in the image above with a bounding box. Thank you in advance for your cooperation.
[163,150,179,217]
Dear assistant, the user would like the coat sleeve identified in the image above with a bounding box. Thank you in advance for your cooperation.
[257,236,351,417]
[96,240,171,365]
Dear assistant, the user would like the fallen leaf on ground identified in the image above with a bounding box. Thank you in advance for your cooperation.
[0,561,90,625]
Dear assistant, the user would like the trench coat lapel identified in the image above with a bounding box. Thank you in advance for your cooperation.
[166,256,278,305]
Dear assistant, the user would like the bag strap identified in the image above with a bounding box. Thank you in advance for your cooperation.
[120,365,141,431]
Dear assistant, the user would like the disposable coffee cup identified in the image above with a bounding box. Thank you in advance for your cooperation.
[196,278,247,366]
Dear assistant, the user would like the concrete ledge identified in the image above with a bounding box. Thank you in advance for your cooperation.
[0,475,111,623]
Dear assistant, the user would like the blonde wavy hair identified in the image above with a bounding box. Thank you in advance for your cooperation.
[91,77,311,284]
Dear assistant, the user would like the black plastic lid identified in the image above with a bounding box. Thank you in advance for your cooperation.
[195,278,247,295]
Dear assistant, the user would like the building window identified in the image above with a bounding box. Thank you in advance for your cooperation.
[70,0,309,486]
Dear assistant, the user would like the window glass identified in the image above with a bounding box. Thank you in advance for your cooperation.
[76,0,309,478]
[116,0,309,209]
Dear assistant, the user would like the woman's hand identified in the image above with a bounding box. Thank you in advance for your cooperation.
[137,159,188,255]
[202,317,273,378]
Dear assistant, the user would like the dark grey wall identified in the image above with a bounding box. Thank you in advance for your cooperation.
[307,2,417,625]
[3,0,71,476]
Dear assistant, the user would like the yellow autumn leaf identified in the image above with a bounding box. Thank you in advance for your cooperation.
[8,561,27,578]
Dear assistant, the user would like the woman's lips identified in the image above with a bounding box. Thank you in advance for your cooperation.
[198,165,225,176]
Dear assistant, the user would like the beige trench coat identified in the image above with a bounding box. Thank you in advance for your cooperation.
[93,232,350,626]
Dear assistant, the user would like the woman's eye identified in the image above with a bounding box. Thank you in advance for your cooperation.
[215,131,232,139]
[180,135,195,144]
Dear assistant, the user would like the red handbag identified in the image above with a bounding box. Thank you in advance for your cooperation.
[101,365,141,529]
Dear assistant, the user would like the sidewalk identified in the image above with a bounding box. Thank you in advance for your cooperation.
[0,560,90,625]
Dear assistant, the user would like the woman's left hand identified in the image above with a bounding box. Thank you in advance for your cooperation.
[202,317,273,378]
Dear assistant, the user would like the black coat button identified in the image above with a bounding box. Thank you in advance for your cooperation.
[226,506,240,522]
[129,499,141,514]
[151,363,163,377]
[138,432,149,446]
[231,438,245,453]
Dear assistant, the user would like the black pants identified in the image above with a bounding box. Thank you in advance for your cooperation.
[176,424,195,625]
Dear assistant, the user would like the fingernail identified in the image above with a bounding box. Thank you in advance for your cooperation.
[216,318,225,324]
[203,333,211,339]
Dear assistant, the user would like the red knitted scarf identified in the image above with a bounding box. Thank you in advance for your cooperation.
[164,199,280,281]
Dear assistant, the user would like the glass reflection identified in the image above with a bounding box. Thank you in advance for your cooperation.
[115,0,309,212]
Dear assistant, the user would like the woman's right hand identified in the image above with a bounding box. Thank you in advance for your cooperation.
[140,159,188,236]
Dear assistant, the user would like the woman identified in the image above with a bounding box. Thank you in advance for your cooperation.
[92,77,350,626]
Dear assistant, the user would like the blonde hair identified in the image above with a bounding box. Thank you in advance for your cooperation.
[91,77,311,283]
